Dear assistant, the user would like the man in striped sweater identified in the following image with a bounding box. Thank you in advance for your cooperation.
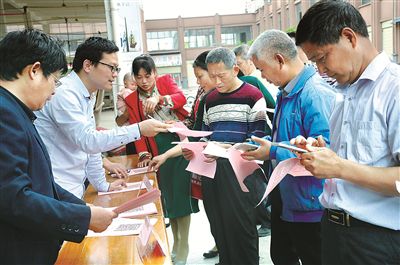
[199,47,267,265]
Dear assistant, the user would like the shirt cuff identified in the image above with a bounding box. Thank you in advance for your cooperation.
[96,179,110,192]
[127,123,141,142]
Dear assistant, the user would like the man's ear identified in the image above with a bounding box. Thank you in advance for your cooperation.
[82,59,93,73]
[275,53,285,69]
[28,62,42,80]
[233,64,240,75]
[341,27,357,48]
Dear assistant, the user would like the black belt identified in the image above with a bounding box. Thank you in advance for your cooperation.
[325,209,372,228]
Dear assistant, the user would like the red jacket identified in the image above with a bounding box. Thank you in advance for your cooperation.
[125,74,188,156]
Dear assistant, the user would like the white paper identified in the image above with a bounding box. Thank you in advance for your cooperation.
[98,180,154,196]
[202,142,229,158]
[86,218,158,237]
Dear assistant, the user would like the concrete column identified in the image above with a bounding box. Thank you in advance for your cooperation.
[108,0,122,116]
[103,0,113,40]
[177,16,188,88]
[0,0,7,37]
[214,14,221,46]
[393,0,399,63]
[372,0,381,51]
[23,6,32,29]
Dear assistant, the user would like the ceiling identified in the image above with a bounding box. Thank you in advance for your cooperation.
[1,0,106,27]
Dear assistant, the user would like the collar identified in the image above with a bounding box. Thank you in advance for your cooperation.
[279,65,316,98]
[357,52,391,82]
[0,86,36,121]
[68,71,92,99]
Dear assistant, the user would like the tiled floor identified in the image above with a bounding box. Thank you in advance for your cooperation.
[98,109,273,265]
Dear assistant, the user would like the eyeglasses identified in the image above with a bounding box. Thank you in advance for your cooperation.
[50,73,62,88]
[98,61,121,74]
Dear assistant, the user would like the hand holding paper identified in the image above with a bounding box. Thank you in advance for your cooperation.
[89,206,118,233]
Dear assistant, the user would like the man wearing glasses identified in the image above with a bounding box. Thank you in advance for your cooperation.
[34,37,170,199]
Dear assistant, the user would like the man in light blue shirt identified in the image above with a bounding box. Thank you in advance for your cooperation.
[35,37,170,198]
[293,1,400,264]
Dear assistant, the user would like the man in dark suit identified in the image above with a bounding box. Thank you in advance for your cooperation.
[0,29,117,264]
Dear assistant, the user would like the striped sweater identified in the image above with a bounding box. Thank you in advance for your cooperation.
[202,82,267,143]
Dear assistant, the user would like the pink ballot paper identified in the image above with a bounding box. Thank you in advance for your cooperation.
[168,121,213,140]
[174,141,217,179]
[257,158,312,206]
[113,189,161,214]
[227,148,260,192]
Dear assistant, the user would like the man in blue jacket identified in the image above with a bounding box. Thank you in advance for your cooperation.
[242,29,335,265]
[0,29,117,264]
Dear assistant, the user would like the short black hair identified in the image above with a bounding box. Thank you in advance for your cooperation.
[296,0,368,46]
[132,54,156,76]
[286,31,296,39]
[72,37,119,72]
[0,29,67,81]
[193,50,210,71]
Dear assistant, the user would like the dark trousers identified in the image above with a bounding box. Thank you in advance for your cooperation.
[202,158,259,265]
[321,210,400,265]
[256,197,271,228]
[270,188,321,265]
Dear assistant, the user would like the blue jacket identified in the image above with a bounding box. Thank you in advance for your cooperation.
[269,66,335,222]
[0,87,91,264]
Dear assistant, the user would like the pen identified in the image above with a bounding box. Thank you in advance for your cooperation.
[147,114,156,120]
[270,142,308,153]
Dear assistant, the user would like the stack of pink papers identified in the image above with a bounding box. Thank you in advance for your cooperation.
[113,189,161,214]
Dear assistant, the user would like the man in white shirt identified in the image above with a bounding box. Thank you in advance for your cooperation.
[35,37,169,198]
[233,44,279,100]
[292,1,400,264]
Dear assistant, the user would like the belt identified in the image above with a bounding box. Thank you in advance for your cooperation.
[325,209,372,228]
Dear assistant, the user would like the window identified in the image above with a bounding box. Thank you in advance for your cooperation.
[184,28,215,48]
[367,25,372,42]
[50,23,104,56]
[277,12,282,30]
[361,0,371,5]
[295,2,302,24]
[309,0,318,6]
[6,25,25,32]
[286,7,290,28]
[146,30,178,51]
[268,15,273,29]
[221,26,252,46]
[381,20,393,60]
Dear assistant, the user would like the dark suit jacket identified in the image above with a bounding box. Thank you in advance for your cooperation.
[0,87,91,264]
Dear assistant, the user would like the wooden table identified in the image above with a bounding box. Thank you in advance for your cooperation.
[55,155,171,265]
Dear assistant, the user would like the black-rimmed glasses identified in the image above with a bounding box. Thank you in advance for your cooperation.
[98,61,121,74]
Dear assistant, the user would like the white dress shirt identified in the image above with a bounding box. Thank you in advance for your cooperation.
[35,71,141,198]
[320,53,400,230]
